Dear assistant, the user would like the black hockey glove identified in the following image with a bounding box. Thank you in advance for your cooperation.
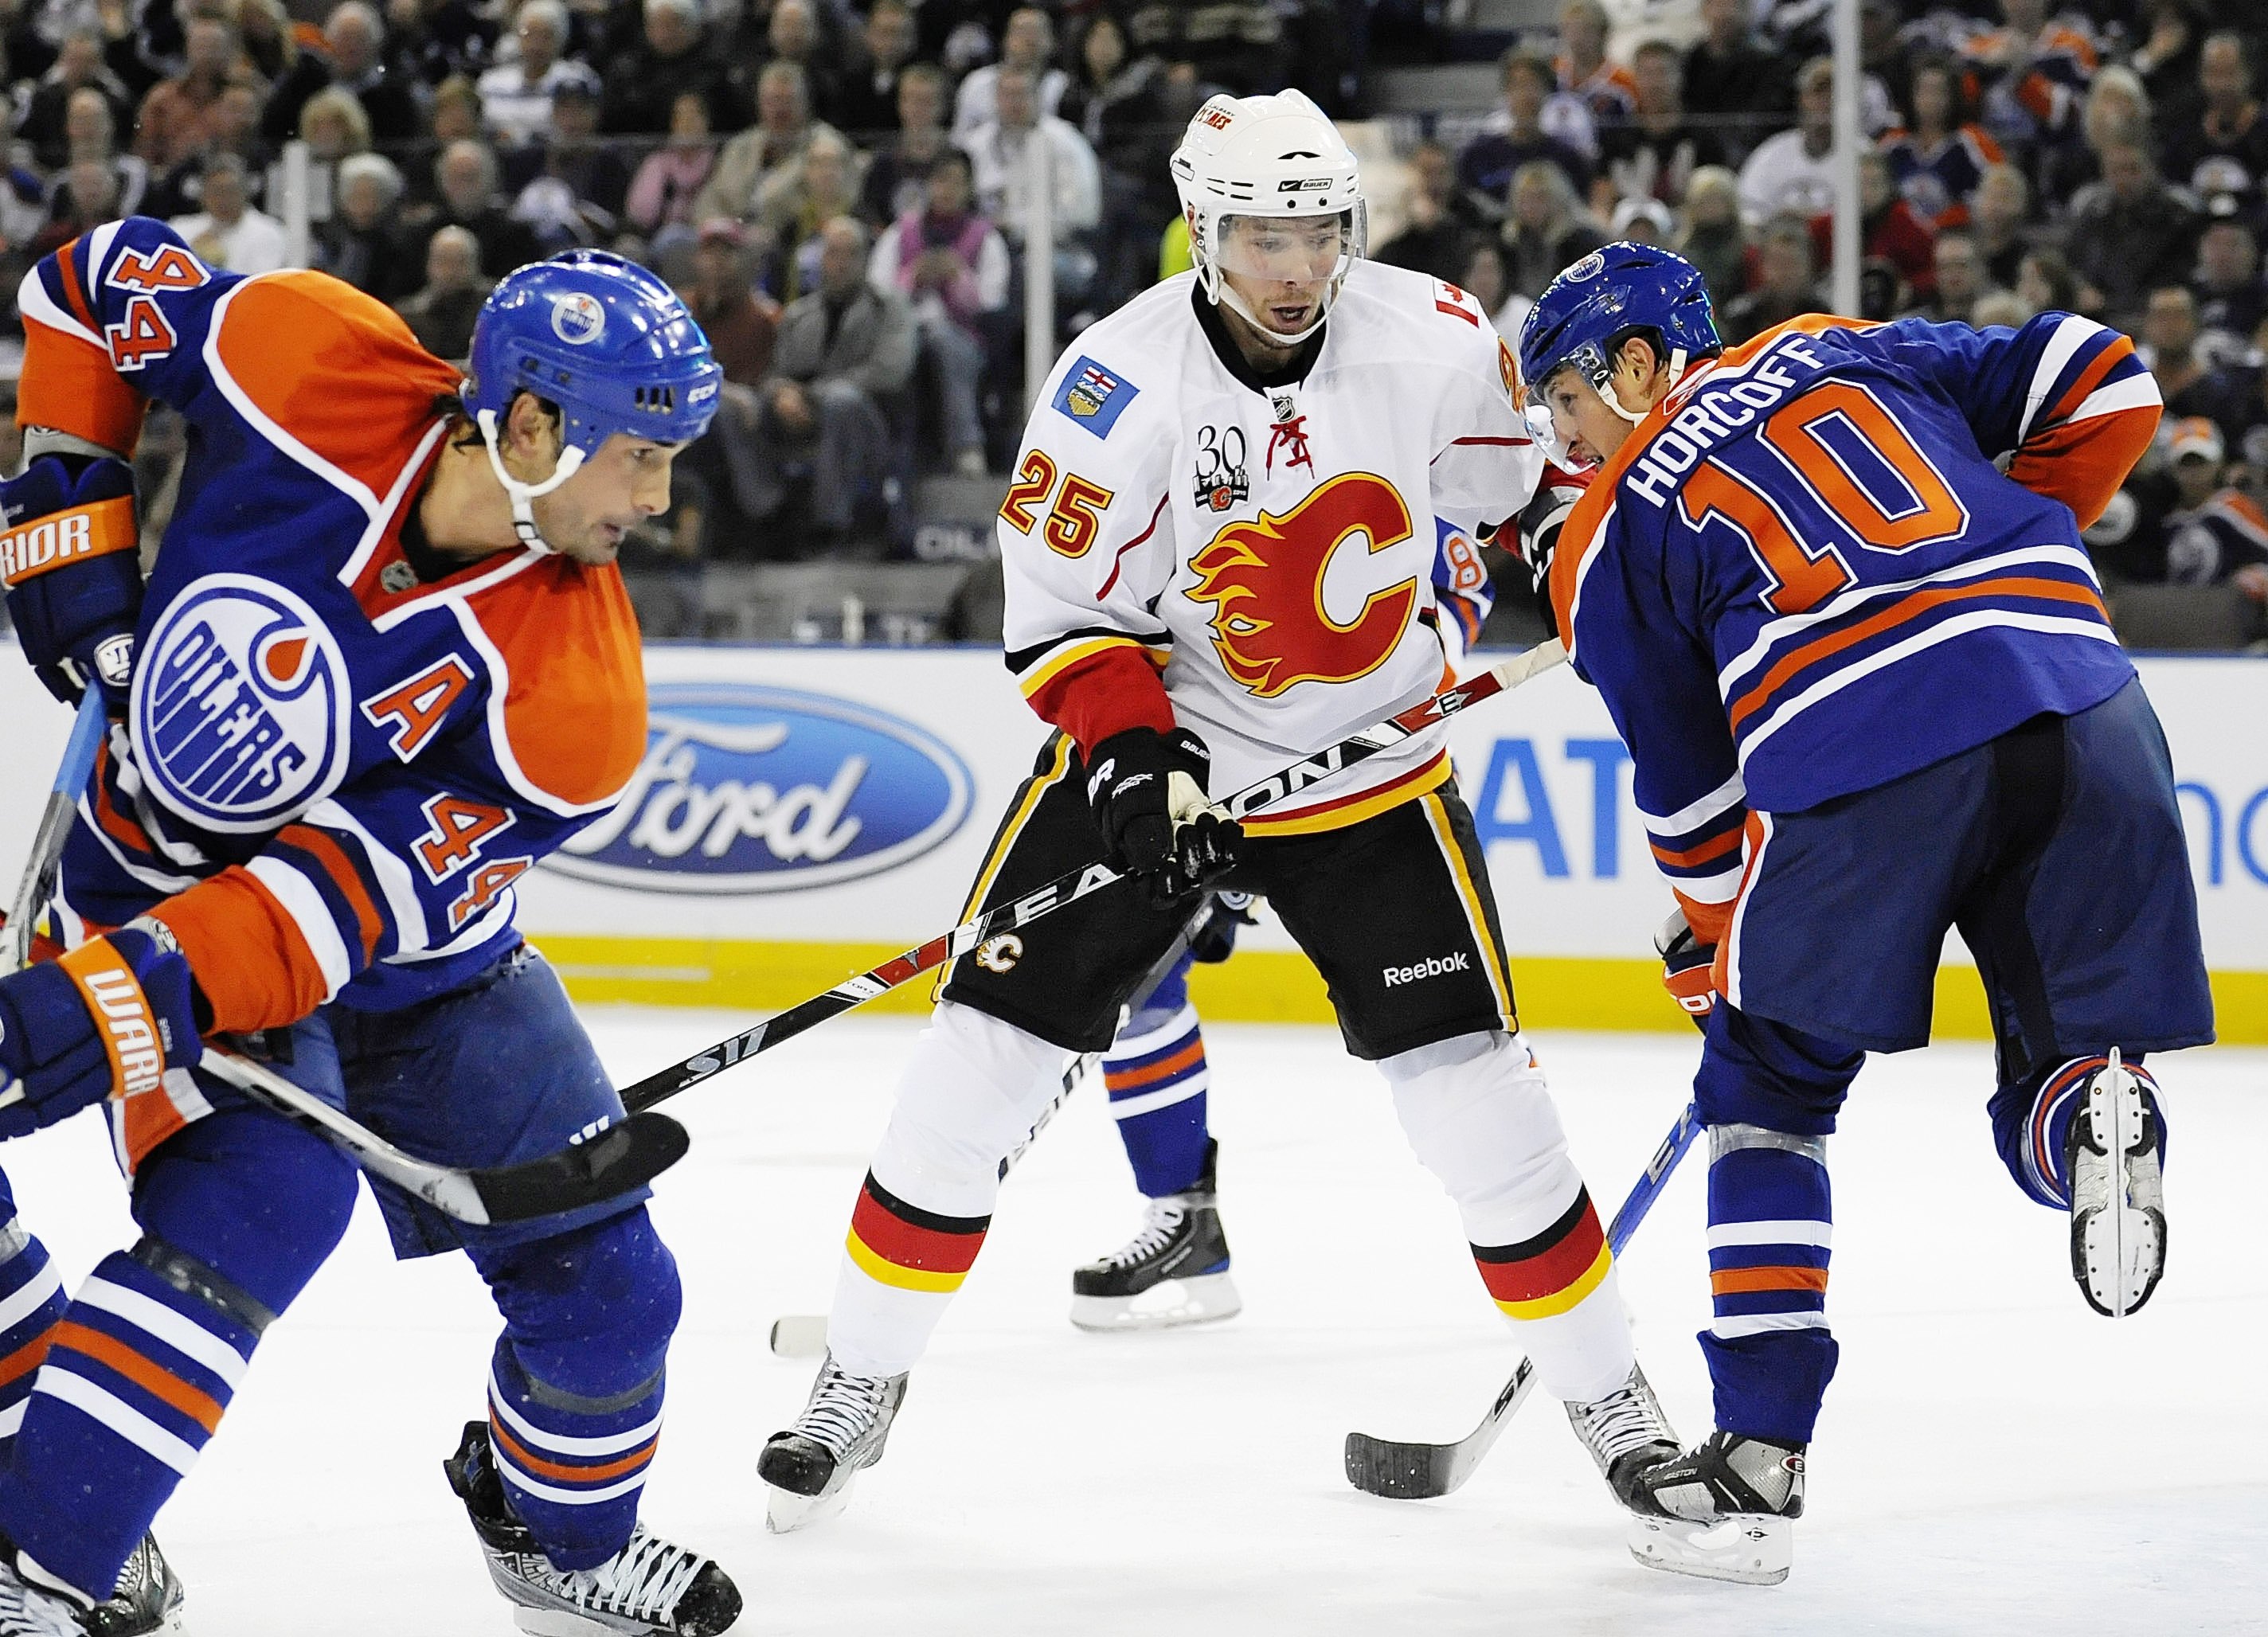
[1085,727,1241,904]
[1511,469,1588,643]
[1656,907,1717,1026]
[0,451,142,709]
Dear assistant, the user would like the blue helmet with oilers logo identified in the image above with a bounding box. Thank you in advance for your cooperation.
[1515,242,1719,444]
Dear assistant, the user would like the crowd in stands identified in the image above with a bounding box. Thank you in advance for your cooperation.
[0,0,2261,638]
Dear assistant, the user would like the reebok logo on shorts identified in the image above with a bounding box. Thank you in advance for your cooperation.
[1382,952,1471,987]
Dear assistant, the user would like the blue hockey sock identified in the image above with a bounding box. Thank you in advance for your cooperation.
[0,1172,68,1464]
[476,1211,680,1571]
[1989,1055,2167,1210]
[1696,1126,1840,1448]
[1103,1000,1211,1199]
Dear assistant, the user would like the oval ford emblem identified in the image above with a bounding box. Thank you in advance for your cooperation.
[547,684,972,893]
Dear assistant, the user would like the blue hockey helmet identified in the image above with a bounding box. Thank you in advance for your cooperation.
[461,248,722,550]
[1515,242,1719,451]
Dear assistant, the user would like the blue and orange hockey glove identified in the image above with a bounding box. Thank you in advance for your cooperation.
[1656,907,1717,1025]
[1,451,142,709]
[0,928,201,1140]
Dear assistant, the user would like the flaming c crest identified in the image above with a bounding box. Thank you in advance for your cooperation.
[1183,472,1418,698]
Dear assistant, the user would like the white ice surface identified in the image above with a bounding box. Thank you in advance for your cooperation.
[6,1014,2263,1635]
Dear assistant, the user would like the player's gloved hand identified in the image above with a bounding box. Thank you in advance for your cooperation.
[0,927,201,1141]
[1511,467,1586,642]
[0,451,143,709]
[1086,726,1242,904]
[1190,889,1258,964]
[1655,907,1717,1024]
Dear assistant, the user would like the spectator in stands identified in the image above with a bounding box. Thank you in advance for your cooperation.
[1969,162,2032,290]
[143,83,266,219]
[135,14,253,174]
[2161,31,2268,201]
[288,86,371,229]
[966,64,1101,251]
[1601,38,1725,210]
[1457,240,1524,341]
[54,87,147,219]
[686,218,782,385]
[235,0,297,87]
[1556,0,1635,126]
[1683,0,1794,161]
[33,158,119,260]
[768,0,845,131]
[954,6,1066,140]
[1676,163,1747,304]
[1910,229,1998,325]
[478,0,600,148]
[404,138,544,283]
[18,28,134,173]
[1374,141,1471,282]
[2160,416,2268,604]
[1610,196,1674,246]
[1961,0,2097,154]
[871,147,1007,475]
[383,0,499,89]
[626,90,719,241]
[1859,147,1936,303]
[698,61,846,229]
[1458,49,1591,225]
[2141,283,2245,424]
[2194,210,2267,355]
[316,150,411,297]
[508,79,629,246]
[262,2,420,147]
[835,0,917,136]
[1738,56,1837,225]
[1500,160,1601,299]
[2062,62,2154,205]
[1719,213,1820,344]
[861,63,956,227]
[2067,140,2200,328]
[602,0,741,135]
[170,152,288,273]
[1060,11,1173,230]
[430,73,484,147]
[393,223,486,361]
[2129,0,2204,126]
[1880,55,2005,232]
[746,216,917,548]
[771,129,868,301]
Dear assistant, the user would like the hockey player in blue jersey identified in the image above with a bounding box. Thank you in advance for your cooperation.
[1070,521,1500,1331]
[0,223,741,1635]
[1511,243,2213,1584]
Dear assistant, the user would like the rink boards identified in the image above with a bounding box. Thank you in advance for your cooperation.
[2,646,2262,1041]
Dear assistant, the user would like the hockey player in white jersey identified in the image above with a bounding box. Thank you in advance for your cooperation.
[760,90,1678,1537]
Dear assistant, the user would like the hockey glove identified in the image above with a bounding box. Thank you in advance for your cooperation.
[1190,890,1258,964]
[1086,727,1241,904]
[1512,467,1587,643]
[1655,907,1717,1025]
[0,928,201,1141]
[1,451,143,709]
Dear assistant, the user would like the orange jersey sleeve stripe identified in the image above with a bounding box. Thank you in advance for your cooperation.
[2042,334,2133,429]
[151,865,333,1035]
[276,824,385,965]
[2008,404,2160,532]
[17,318,149,455]
[1650,826,1744,869]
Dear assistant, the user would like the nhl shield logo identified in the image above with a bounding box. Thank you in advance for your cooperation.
[131,574,352,833]
[551,291,607,346]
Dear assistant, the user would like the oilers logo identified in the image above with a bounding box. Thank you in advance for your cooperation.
[131,575,351,833]
[551,291,607,345]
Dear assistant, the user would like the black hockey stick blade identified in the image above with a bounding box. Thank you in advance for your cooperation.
[467,1112,692,1224]
[1343,1357,1537,1500]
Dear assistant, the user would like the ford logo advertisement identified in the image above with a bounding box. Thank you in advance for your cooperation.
[546,684,974,894]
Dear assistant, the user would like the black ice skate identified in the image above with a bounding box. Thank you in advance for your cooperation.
[2066,1049,2167,1319]
[442,1422,741,1637]
[0,1531,92,1637]
[82,1536,185,1636]
[1562,1364,1681,1512]
[1069,1139,1242,1332]
[757,1353,908,1534]
[1625,1430,1805,1585]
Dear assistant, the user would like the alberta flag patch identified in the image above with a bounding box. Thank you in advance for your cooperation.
[1052,356,1138,437]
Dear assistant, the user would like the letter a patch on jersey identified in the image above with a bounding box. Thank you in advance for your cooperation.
[1051,357,1139,439]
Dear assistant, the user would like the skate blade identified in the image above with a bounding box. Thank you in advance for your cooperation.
[2073,1060,2166,1319]
[768,1314,828,1358]
[767,1471,858,1534]
[1629,1513,1792,1585]
[1069,1272,1242,1333]
[513,1610,645,1637]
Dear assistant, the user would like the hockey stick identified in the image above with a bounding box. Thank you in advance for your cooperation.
[2,698,689,1226]
[1343,1100,1702,1500]
[628,639,1570,1115]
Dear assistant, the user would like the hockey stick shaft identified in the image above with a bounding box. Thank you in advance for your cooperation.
[2,692,105,977]
[625,640,1569,1113]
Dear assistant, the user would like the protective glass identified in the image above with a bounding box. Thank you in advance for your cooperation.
[1214,212,1353,288]
[1518,360,1601,473]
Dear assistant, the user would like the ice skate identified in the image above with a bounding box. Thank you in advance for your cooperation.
[82,1536,186,1636]
[757,1354,908,1533]
[1562,1364,1680,1512]
[1069,1139,1242,1332]
[443,1423,741,1636]
[0,1537,91,1637]
[1625,1430,1804,1585]
[2067,1050,2166,1318]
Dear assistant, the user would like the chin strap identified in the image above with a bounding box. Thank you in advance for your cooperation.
[1214,276,1336,349]
[475,408,585,556]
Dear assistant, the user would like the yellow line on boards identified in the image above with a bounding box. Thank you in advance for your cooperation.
[533,936,2268,1045]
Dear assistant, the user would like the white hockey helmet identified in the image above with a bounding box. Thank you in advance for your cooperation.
[1171,88,1367,346]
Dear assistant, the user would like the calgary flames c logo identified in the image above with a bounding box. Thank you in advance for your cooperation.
[1183,473,1418,697]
